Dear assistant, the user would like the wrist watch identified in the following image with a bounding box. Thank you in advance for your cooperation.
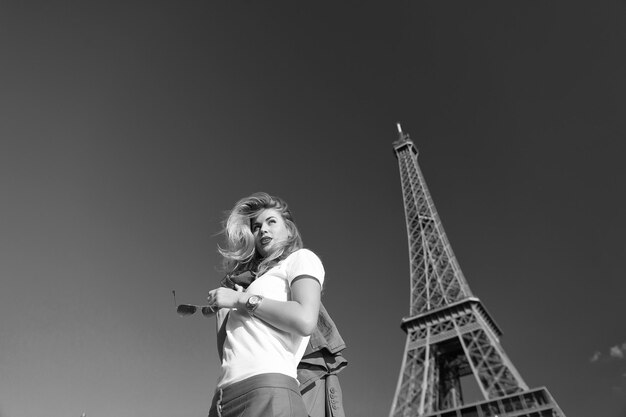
[245,295,263,315]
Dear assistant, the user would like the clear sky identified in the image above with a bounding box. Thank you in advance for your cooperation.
[0,1,624,417]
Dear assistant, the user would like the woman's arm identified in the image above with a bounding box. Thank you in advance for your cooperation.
[207,276,321,336]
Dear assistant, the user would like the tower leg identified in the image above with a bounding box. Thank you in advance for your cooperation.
[390,329,439,417]
[459,327,528,399]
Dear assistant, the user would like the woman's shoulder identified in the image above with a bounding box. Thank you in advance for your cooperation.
[286,248,320,261]
[283,248,325,281]
[284,248,324,269]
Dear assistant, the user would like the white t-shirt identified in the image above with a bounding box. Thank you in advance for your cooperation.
[217,248,325,388]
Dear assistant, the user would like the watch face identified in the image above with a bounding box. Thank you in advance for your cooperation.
[247,296,260,307]
[246,295,261,314]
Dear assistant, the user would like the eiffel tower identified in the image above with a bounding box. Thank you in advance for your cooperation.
[389,124,566,417]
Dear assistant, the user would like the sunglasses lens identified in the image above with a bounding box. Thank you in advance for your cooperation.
[177,304,197,316]
[201,306,216,317]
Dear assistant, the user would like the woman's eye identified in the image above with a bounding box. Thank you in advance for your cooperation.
[252,225,260,232]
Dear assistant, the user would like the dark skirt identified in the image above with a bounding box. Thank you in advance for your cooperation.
[209,373,307,417]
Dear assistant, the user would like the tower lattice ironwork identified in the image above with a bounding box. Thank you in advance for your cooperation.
[389,124,566,417]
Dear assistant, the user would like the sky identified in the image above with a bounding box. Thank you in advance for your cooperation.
[0,1,625,417]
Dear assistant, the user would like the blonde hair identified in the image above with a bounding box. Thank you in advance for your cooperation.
[218,192,303,276]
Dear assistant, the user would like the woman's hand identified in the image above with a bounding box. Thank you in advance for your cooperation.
[207,284,245,309]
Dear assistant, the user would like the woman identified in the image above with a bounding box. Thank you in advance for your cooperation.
[207,192,324,417]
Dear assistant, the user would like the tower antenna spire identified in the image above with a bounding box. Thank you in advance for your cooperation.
[396,122,408,141]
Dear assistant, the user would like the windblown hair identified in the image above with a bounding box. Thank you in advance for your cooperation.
[218,192,303,277]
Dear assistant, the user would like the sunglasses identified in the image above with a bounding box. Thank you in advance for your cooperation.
[172,290,216,317]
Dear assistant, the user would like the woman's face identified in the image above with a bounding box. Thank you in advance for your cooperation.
[252,208,291,257]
